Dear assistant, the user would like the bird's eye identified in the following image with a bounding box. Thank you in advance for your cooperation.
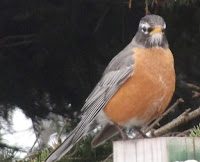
[141,27,148,34]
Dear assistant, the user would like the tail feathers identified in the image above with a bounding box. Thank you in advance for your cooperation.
[91,124,119,148]
[45,121,96,162]
[45,129,76,162]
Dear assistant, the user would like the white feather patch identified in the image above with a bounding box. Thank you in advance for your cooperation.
[147,33,163,47]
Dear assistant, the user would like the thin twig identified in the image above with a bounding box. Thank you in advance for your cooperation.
[0,34,36,48]
[29,127,42,153]
[57,118,71,143]
[94,7,110,33]
[187,83,200,90]
[58,118,79,159]
[0,34,35,40]
[145,0,151,15]
[192,91,200,98]
[160,129,192,137]
[175,129,192,137]
[152,107,200,136]
[151,0,158,7]
[64,142,80,158]
[103,153,113,162]
[154,0,159,14]
[3,40,34,47]
[129,0,132,9]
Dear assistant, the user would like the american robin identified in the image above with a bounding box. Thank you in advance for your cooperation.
[45,14,175,162]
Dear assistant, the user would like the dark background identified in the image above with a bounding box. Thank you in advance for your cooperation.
[0,0,200,160]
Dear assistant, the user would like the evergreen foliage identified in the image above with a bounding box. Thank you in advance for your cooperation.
[190,124,200,137]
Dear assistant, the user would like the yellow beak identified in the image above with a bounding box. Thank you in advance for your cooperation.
[150,27,162,34]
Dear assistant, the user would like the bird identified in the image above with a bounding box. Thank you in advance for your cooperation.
[45,14,176,162]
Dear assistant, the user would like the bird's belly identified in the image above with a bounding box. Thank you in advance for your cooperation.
[103,48,175,127]
[103,76,173,127]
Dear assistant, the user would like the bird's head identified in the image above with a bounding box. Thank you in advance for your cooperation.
[134,15,168,48]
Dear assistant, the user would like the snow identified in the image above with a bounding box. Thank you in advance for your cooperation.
[1,108,37,158]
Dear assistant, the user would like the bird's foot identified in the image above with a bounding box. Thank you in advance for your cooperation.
[133,126,148,138]
[114,123,128,140]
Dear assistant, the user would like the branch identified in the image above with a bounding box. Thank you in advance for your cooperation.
[152,107,200,136]
[175,129,191,137]
[94,7,110,33]
[64,142,80,158]
[3,40,34,47]
[29,127,42,153]
[187,83,200,90]
[187,83,200,98]
[58,118,80,159]
[0,34,36,48]
[158,129,191,137]
[57,118,71,144]
[129,0,132,9]
[192,91,200,98]
[145,0,151,15]
[103,153,113,162]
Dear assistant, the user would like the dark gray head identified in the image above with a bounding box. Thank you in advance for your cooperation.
[133,15,168,48]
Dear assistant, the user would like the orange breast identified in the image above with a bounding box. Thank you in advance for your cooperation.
[103,48,175,127]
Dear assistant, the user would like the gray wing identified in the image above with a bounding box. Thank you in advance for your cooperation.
[73,41,135,143]
[45,41,135,162]
[82,41,135,113]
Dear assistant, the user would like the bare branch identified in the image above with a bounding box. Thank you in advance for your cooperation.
[129,0,132,8]
[57,118,71,144]
[3,40,34,47]
[103,153,113,162]
[145,0,151,15]
[29,127,42,153]
[0,34,36,48]
[175,129,191,137]
[192,91,200,98]
[64,142,80,158]
[152,107,200,136]
[187,83,200,90]
[94,7,110,33]
[157,129,191,137]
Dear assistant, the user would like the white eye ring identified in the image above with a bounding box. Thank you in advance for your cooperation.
[141,27,148,34]
[139,22,150,34]
[142,27,148,34]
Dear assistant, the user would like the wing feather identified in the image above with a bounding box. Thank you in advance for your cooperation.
[82,46,134,113]
[45,41,135,162]
[71,42,135,142]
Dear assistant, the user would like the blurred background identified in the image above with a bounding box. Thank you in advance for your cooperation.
[0,0,200,161]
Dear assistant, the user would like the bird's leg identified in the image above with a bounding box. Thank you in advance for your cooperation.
[114,123,128,140]
[133,126,148,138]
